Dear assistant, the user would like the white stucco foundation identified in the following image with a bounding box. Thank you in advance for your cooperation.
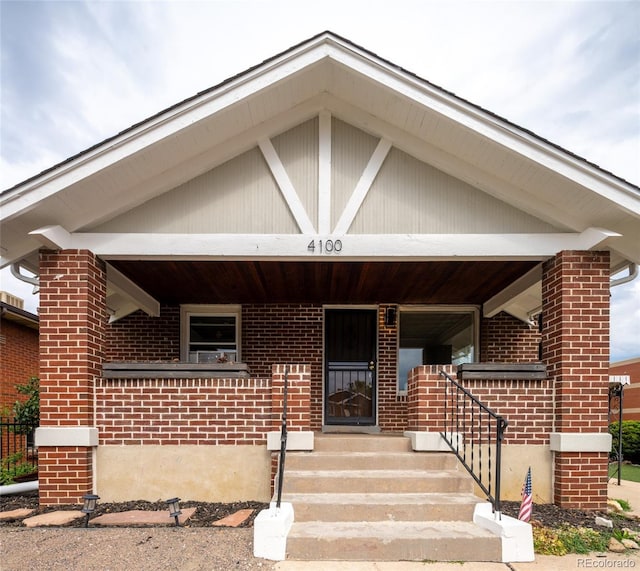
[96,445,271,502]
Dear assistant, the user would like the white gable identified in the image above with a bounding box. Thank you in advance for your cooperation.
[1,32,638,321]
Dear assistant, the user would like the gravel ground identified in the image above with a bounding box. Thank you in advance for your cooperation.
[0,526,277,571]
[0,492,276,570]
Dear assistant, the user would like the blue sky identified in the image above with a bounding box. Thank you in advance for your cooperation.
[0,0,638,361]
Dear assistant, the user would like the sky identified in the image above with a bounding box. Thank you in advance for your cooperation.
[0,0,638,361]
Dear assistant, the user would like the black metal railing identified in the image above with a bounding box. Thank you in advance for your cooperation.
[275,366,289,508]
[439,370,508,518]
[1,418,38,485]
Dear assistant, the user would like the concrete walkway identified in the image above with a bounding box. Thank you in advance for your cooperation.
[608,478,640,518]
[275,552,640,571]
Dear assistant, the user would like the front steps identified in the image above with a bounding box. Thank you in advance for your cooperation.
[279,433,501,562]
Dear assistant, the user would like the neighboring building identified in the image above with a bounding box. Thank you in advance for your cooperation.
[0,292,39,414]
[611,358,640,421]
[1,32,639,516]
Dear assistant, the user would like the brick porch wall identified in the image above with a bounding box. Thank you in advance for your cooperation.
[96,377,273,445]
[38,250,106,505]
[406,365,553,445]
[543,250,610,509]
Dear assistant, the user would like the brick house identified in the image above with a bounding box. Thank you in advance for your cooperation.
[0,293,39,414]
[611,358,640,421]
[1,32,639,516]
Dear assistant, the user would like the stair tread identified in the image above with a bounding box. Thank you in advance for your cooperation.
[290,451,450,456]
[286,469,463,477]
[289,520,498,539]
[281,492,480,504]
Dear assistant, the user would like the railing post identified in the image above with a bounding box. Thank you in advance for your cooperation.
[275,366,289,509]
[494,416,508,519]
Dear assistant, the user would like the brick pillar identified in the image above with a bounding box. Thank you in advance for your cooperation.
[542,250,610,509]
[37,250,106,505]
[406,365,452,432]
[271,364,311,431]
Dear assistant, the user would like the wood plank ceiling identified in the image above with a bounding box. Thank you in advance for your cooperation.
[109,260,538,306]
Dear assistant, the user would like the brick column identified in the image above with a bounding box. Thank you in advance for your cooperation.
[406,365,451,432]
[37,250,106,505]
[542,250,610,509]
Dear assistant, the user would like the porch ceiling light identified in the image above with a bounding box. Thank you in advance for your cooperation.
[166,497,182,526]
[81,494,100,528]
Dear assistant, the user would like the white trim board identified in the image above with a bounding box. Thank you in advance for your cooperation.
[29,226,618,261]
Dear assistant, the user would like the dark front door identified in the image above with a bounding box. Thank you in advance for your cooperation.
[324,308,377,425]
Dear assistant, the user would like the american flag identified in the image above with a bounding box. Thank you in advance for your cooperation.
[518,467,533,522]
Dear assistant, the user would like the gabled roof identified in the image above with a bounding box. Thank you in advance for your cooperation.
[1,31,639,323]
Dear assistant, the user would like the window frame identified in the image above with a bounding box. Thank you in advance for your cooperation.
[396,305,480,395]
[180,304,242,363]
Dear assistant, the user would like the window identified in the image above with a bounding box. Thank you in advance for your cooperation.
[180,305,241,363]
[397,306,478,392]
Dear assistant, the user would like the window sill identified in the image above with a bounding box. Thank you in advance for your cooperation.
[457,362,546,380]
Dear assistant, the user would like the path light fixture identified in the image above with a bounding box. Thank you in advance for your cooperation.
[166,497,182,526]
[81,494,100,528]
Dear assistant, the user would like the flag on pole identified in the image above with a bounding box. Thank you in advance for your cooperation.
[518,466,533,522]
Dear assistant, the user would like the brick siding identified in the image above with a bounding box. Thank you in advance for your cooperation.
[481,312,540,362]
[105,305,179,361]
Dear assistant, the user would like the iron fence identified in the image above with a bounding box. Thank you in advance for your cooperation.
[0,418,38,484]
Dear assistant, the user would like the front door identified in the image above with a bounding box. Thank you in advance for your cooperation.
[324,308,377,425]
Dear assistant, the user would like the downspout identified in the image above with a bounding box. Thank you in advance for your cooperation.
[610,263,638,288]
[0,480,38,495]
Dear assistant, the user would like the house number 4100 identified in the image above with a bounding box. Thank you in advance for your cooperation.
[307,239,343,254]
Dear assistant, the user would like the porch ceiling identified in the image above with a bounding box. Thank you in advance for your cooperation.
[108,260,538,306]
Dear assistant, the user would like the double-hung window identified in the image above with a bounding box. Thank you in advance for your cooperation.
[181,304,241,363]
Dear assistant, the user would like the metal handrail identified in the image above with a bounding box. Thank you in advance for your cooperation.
[439,370,508,518]
[275,366,289,509]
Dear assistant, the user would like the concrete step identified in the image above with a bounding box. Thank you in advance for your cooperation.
[283,468,473,494]
[286,520,502,562]
[285,451,459,471]
[314,434,412,453]
[281,492,479,522]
